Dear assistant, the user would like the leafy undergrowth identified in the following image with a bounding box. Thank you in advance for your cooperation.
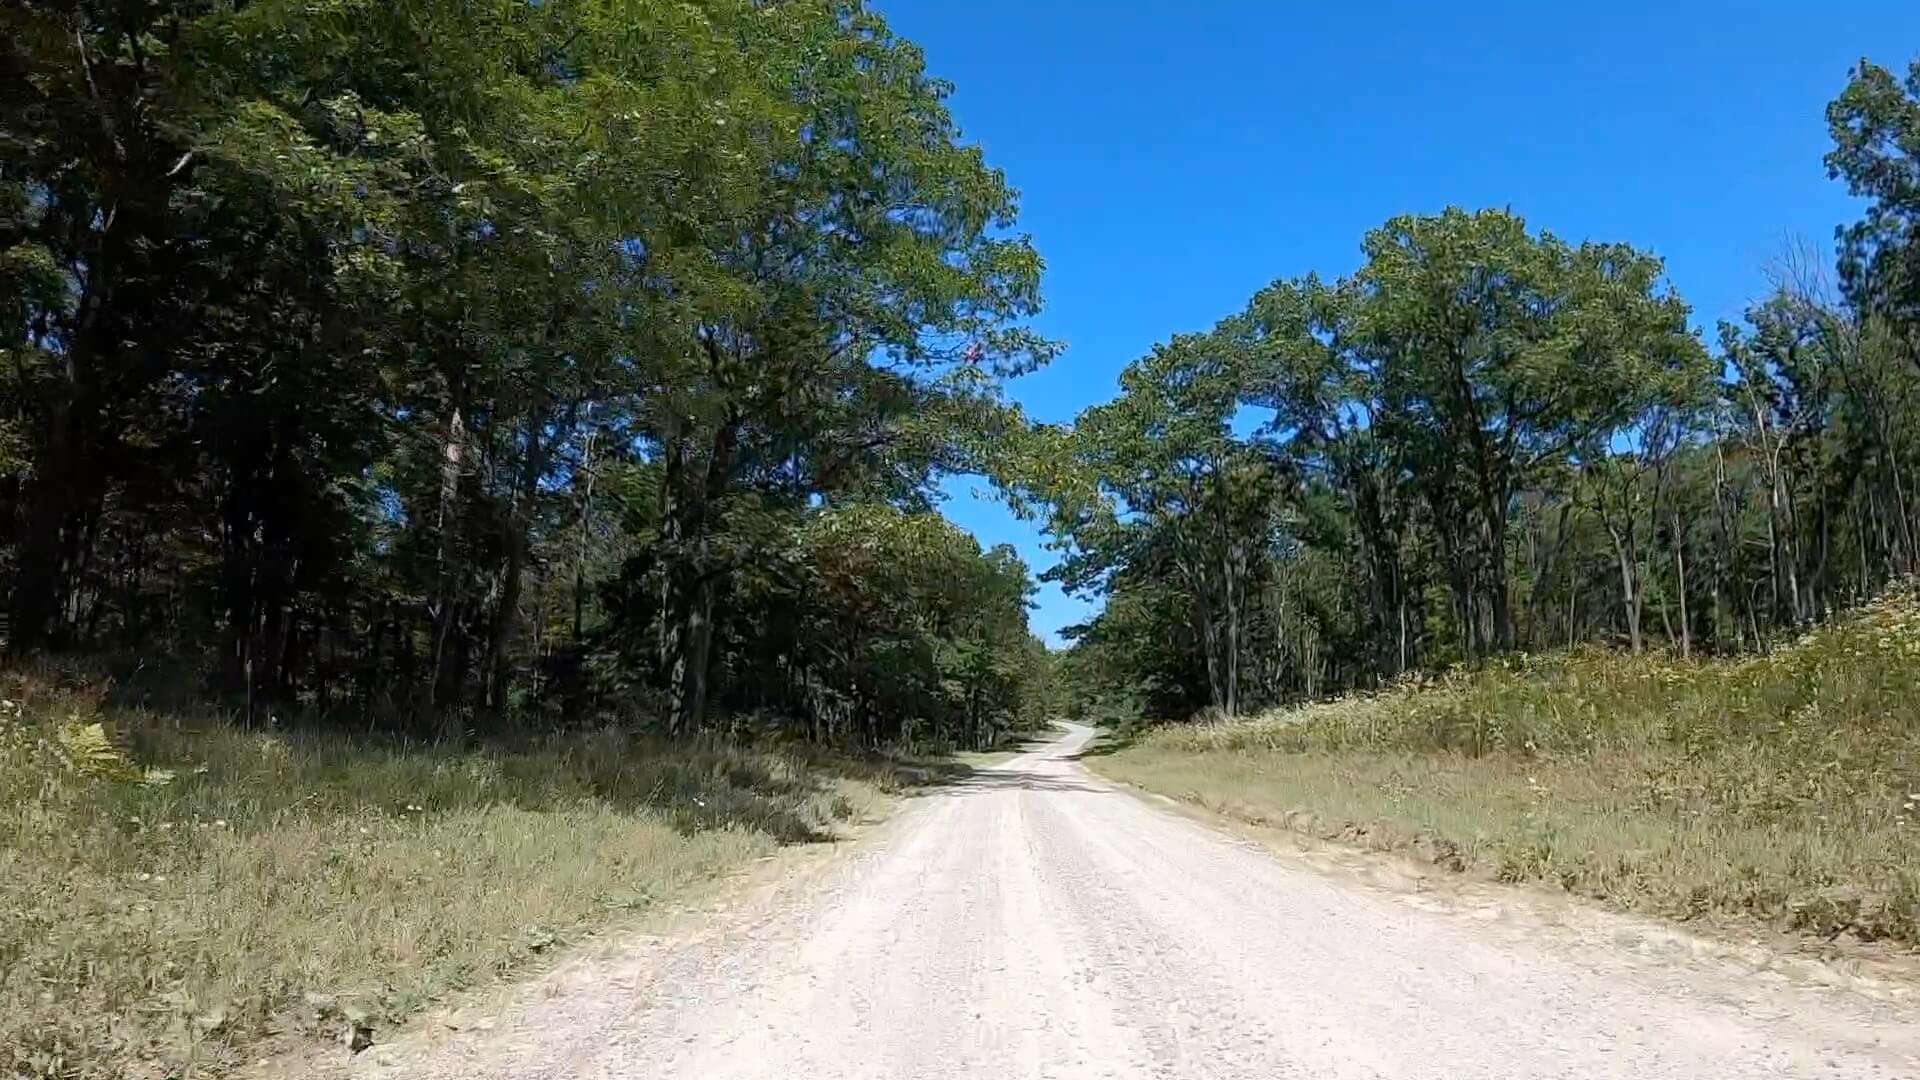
[0,664,925,1080]
[1094,589,1920,947]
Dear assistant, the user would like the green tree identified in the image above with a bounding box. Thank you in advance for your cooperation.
[628,1,1053,733]
[1827,54,1920,366]
[1,0,1061,746]
[1352,209,1708,659]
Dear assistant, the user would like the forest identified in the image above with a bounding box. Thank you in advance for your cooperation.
[1039,58,1920,724]
[8,0,1920,745]
[1,0,1057,749]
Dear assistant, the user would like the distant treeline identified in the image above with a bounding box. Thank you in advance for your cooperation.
[1033,58,1920,723]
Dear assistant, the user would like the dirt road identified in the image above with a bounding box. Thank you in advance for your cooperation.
[358,724,1920,1079]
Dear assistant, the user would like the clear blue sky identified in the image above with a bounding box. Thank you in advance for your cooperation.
[880,0,1920,646]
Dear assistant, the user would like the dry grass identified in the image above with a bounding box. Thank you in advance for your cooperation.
[1094,589,1920,947]
[0,664,911,1080]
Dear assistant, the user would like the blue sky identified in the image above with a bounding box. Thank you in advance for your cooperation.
[879,0,1920,646]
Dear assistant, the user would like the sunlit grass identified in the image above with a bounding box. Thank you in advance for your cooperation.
[1096,588,1920,945]
[0,665,901,1079]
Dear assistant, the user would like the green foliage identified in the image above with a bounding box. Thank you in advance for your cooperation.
[1827,55,1920,339]
[1037,55,1920,721]
[54,721,137,782]
[1036,207,1723,720]
[0,0,1058,745]
[679,504,1050,749]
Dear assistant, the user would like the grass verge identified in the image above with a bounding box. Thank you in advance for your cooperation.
[1091,590,1920,948]
[1,663,925,1080]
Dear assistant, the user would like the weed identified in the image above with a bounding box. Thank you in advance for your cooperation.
[1094,589,1920,946]
[0,667,894,1079]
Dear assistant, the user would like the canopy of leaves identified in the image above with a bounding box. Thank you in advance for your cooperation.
[0,0,1055,747]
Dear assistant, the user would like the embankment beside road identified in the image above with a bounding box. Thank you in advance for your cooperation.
[0,663,963,1079]
[1090,591,1920,948]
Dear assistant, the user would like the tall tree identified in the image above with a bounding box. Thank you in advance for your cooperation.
[1828,55,1920,368]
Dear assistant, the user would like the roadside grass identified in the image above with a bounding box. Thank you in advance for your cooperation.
[1092,589,1920,946]
[0,663,920,1080]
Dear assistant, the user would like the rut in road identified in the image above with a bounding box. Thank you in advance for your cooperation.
[351,724,1920,1079]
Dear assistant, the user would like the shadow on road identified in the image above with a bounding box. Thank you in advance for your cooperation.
[933,768,1107,795]
[1063,731,1139,760]
[875,726,1120,798]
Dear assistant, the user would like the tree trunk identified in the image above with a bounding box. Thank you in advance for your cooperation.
[1743,392,1800,628]
[431,400,468,726]
[1672,520,1691,659]
[1397,589,1411,676]
[1187,560,1225,712]
[660,414,740,735]
[1221,529,1243,718]
[10,183,135,654]
[484,420,550,727]
[1898,458,1920,575]
[1605,518,1642,654]
[10,310,93,653]
[572,418,598,640]
[1527,500,1574,653]
[11,431,71,651]
[1565,567,1578,650]
[674,571,718,733]
[656,426,688,696]
[1870,403,1916,572]
[1711,438,1737,653]
[1350,476,1406,680]
[1779,467,1804,624]
[1436,516,1478,662]
[1484,484,1514,653]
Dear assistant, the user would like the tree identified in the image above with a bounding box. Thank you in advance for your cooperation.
[0,0,1061,747]
[1828,55,1920,369]
[1037,209,1716,721]
[630,1,1053,733]
[1352,209,1708,659]
[1046,330,1279,717]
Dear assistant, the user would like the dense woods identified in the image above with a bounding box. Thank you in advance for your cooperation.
[0,0,1055,747]
[8,2,1920,743]
[1038,57,1920,724]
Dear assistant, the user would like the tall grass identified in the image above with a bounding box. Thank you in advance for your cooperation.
[1097,588,1920,945]
[0,664,908,1079]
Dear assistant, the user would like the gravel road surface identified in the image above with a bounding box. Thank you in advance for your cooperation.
[355,723,1920,1079]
